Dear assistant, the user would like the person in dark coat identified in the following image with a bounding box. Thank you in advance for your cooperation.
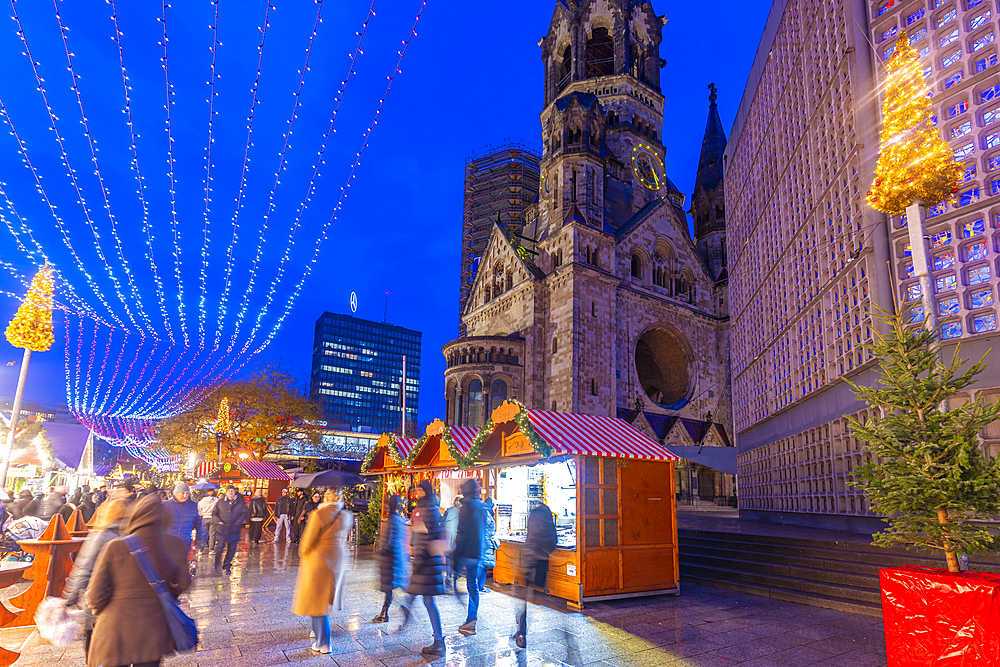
[292,489,309,542]
[63,498,128,662]
[79,493,97,524]
[513,502,558,649]
[41,486,66,519]
[273,487,292,542]
[372,494,407,623]
[397,480,446,657]
[69,488,83,507]
[453,478,486,636]
[163,482,206,556]
[15,490,38,517]
[479,496,497,593]
[248,490,267,544]
[212,485,249,575]
[85,494,191,667]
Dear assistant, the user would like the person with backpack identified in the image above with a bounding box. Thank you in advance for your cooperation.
[513,502,557,649]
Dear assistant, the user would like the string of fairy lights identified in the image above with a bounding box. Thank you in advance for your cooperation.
[0,0,428,457]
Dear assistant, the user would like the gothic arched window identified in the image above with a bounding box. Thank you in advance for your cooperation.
[490,379,508,413]
[607,110,618,125]
[467,379,484,429]
[586,27,614,78]
[506,271,513,291]
[559,46,572,91]
[631,254,642,279]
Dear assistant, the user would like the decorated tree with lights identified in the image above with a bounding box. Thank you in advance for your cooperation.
[868,31,962,330]
[1,264,54,487]
[847,310,1000,572]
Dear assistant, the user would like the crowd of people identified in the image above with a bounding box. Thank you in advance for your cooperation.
[24,474,556,665]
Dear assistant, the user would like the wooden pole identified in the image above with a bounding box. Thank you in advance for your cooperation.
[0,348,32,490]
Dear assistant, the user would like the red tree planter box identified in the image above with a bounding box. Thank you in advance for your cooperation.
[881,565,1000,665]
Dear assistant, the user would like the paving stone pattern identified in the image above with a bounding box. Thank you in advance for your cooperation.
[5,543,887,666]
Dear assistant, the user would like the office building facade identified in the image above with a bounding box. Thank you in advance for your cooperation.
[310,313,421,436]
[727,0,1000,530]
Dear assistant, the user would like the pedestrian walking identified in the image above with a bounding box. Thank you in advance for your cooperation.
[453,478,486,636]
[397,480,446,657]
[479,497,497,593]
[443,496,461,593]
[163,482,206,557]
[273,488,292,542]
[512,502,557,649]
[62,499,128,663]
[85,494,191,667]
[292,488,353,654]
[292,488,309,543]
[212,485,248,575]
[197,489,220,554]
[15,490,38,517]
[79,492,97,524]
[41,486,66,519]
[371,494,407,623]
[248,490,267,545]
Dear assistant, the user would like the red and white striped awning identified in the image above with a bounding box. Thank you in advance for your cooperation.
[396,437,419,458]
[195,460,291,480]
[449,425,479,455]
[525,410,680,461]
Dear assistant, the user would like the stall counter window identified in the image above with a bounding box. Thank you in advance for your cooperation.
[494,459,576,549]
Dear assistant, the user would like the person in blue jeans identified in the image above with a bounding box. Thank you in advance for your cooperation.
[398,480,447,657]
[453,478,486,636]
[479,496,497,592]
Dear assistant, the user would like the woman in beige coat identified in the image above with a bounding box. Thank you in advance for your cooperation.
[292,487,353,654]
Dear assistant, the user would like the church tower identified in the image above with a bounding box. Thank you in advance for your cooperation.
[691,84,728,281]
[535,1,679,239]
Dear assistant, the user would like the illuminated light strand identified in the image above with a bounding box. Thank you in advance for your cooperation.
[213,0,273,355]
[243,0,376,350]
[0,97,126,332]
[87,321,113,414]
[251,0,427,357]
[49,0,167,344]
[227,0,324,354]
[9,0,149,337]
[105,0,167,342]
[157,0,187,346]
[198,0,221,349]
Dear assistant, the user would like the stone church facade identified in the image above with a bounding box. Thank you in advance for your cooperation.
[443,0,732,493]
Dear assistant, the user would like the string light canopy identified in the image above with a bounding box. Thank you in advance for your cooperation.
[867,31,962,215]
[0,0,427,446]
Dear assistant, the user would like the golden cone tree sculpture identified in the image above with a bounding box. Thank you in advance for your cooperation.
[5,263,54,352]
[867,31,962,215]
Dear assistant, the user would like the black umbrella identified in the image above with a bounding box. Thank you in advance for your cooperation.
[291,470,365,489]
[191,482,221,491]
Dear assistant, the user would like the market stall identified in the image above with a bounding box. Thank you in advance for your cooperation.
[196,458,291,502]
[362,403,680,607]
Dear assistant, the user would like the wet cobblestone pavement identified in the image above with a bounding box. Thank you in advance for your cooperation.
[5,542,887,666]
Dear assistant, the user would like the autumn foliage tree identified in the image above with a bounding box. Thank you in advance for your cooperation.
[158,363,323,461]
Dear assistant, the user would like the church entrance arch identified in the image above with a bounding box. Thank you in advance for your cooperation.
[634,327,690,409]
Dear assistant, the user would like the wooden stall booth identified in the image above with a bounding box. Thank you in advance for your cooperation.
[474,401,681,608]
[196,458,291,502]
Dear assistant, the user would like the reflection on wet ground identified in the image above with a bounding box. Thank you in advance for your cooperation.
[6,541,887,666]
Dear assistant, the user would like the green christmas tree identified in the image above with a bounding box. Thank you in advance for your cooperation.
[847,308,1000,572]
[358,477,383,546]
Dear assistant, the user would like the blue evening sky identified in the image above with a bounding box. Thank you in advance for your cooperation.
[0,0,770,429]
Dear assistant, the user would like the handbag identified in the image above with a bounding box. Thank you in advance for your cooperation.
[35,597,84,647]
[122,535,199,653]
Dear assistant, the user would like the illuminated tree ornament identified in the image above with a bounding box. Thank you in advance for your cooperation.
[215,397,232,434]
[5,263,54,353]
[866,31,962,215]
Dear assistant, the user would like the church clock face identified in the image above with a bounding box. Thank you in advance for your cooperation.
[631,145,664,191]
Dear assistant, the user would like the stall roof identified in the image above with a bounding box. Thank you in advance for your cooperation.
[449,425,479,455]
[197,459,291,480]
[396,437,419,458]
[526,410,680,461]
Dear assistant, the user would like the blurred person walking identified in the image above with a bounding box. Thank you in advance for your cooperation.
[15,489,38,517]
[292,488,353,654]
[85,494,192,667]
[479,497,497,593]
[442,496,460,593]
[248,490,267,545]
[197,489,219,554]
[212,485,248,575]
[164,482,206,557]
[62,499,128,663]
[41,486,66,519]
[453,478,486,636]
[512,502,557,649]
[371,494,407,623]
[397,480,446,657]
[79,492,98,524]
[273,487,292,542]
